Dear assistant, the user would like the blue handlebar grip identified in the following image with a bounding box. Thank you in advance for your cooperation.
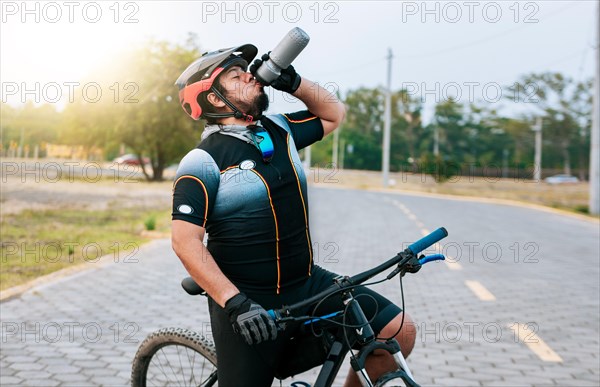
[419,254,445,265]
[408,227,448,255]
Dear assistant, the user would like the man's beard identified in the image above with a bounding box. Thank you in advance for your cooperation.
[222,86,270,120]
[243,91,269,119]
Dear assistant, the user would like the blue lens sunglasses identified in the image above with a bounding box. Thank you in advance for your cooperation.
[248,125,274,162]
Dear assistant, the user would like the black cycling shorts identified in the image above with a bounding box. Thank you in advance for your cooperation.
[207,265,402,387]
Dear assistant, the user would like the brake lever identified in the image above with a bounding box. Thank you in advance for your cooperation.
[386,265,402,280]
[402,254,423,275]
[418,253,445,265]
[386,253,422,280]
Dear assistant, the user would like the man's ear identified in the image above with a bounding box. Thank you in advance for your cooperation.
[207,92,226,108]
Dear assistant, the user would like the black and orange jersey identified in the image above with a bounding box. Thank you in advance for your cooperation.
[172,111,324,294]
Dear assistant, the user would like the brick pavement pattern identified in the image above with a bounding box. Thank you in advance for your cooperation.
[1,186,598,386]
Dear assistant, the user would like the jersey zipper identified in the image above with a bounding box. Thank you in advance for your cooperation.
[268,163,282,181]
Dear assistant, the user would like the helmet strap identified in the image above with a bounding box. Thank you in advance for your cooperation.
[204,86,254,122]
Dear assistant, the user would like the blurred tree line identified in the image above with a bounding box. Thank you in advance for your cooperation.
[2,35,201,181]
[311,73,593,182]
[1,38,593,182]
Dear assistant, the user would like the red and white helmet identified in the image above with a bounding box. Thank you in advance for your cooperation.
[175,44,258,120]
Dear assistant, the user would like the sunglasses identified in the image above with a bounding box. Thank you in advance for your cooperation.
[248,125,274,162]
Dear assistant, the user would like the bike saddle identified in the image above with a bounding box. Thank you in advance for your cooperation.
[181,277,206,296]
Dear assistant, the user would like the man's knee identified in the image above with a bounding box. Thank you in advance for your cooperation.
[379,313,416,357]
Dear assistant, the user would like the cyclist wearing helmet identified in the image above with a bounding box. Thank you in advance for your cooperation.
[171,44,416,386]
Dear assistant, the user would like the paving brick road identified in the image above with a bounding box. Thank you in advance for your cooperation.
[1,186,599,386]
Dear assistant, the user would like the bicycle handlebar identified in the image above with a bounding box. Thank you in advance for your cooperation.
[348,227,448,286]
[268,227,449,318]
[407,227,448,255]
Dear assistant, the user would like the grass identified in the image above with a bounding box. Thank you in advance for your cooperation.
[144,215,157,231]
[0,206,170,291]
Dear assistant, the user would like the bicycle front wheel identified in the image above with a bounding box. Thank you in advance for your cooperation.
[131,327,218,387]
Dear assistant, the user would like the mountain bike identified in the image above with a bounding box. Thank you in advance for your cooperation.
[131,227,449,387]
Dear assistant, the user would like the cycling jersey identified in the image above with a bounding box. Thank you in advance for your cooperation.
[172,111,324,294]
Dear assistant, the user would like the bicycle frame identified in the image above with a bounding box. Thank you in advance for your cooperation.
[270,227,449,387]
[282,279,419,387]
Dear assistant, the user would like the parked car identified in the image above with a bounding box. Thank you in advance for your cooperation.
[113,154,150,166]
[544,174,579,184]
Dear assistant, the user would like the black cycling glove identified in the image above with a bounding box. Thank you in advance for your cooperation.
[224,293,278,345]
[250,53,302,94]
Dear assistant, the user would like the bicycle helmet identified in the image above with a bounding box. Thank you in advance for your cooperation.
[175,44,258,121]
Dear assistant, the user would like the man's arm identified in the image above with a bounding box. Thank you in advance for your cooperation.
[171,220,240,307]
[291,77,346,137]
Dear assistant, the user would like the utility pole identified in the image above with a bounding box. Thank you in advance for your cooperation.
[332,126,339,167]
[433,127,440,157]
[304,146,312,169]
[533,117,542,182]
[17,127,24,158]
[382,48,393,188]
[590,1,600,215]
[502,149,509,178]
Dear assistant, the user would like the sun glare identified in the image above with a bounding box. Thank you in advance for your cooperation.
[2,9,147,109]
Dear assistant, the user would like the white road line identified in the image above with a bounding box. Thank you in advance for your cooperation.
[391,200,411,215]
[508,323,563,363]
[444,257,463,270]
[465,280,496,301]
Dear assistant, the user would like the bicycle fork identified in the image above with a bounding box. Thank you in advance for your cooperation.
[349,339,416,387]
[344,296,417,387]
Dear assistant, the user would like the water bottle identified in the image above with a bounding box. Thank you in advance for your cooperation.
[254,27,310,85]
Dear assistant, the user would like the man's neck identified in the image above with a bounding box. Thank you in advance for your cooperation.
[215,117,258,126]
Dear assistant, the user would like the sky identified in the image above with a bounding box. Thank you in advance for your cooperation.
[1,0,598,124]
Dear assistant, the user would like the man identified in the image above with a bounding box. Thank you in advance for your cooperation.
[171,43,416,386]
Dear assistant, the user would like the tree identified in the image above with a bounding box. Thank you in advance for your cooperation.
[312,87,424,172]
[393,89,422,164]
[60,36,203,181]
[494,116,535,170]
[432,98,465,161]
[507,73,593,176]
[1,102,61,157]
[462,103,513,169]
[114,39,204,180]
[326,87,385,171]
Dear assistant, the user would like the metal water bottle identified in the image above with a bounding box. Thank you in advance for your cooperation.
[254,27,310,85]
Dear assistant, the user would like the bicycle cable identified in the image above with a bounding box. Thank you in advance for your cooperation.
[342,297,373,386]
[307,290,380,337]
[376,273,406,341]
[289,264,409,384]
[282,270,401,339]
[303,272,403,335]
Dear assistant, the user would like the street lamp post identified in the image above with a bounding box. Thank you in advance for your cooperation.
[532,117,542,182]
[382,48,393,188]
[589,1,600,215]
